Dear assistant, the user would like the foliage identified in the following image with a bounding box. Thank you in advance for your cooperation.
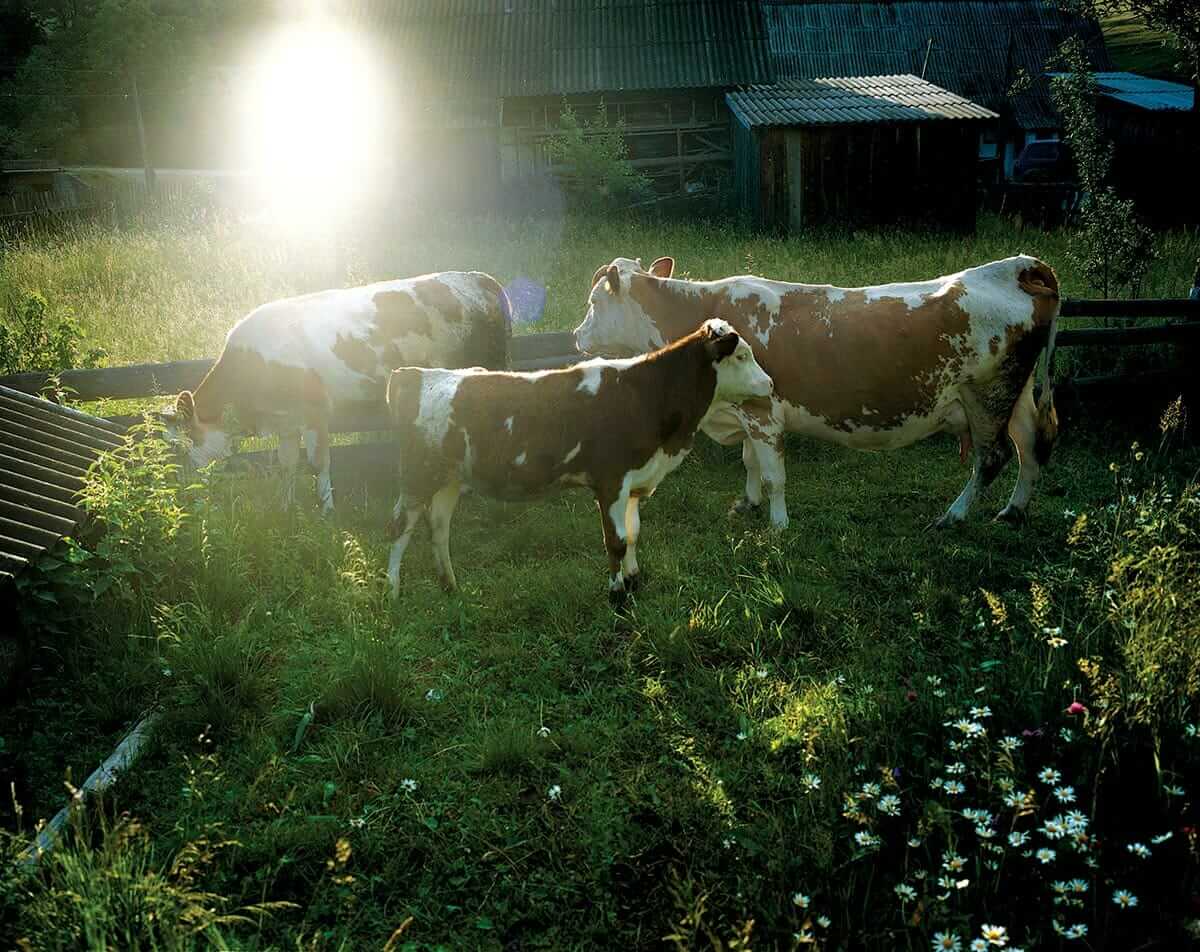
[1066,0,1200,86]
[544,102,653,211]
[1051,37,1157,297]
[0,288,105,383]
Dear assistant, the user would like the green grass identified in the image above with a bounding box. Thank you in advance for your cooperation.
[2,214,1200,949]
[1103,12,1192,81]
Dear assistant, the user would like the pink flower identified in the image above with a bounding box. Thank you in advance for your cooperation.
[1066,702,1088,716]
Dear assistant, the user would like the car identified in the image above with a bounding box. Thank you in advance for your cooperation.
[1014,139,1075,183]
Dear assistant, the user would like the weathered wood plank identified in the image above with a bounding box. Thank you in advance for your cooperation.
[1060,298,1200,319]
[1056,322,1200,348]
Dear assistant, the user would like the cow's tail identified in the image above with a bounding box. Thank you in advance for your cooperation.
[1017,258,1061,463]
[472,272,512,370]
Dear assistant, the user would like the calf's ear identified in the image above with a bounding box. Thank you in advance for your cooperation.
[648,256,674,278]
[590,265,607,291]
[605,264,621,295]
[175,390,195,422]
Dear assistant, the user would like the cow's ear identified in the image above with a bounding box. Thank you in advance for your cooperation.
[605,264,621,295]
[648,256,674,278]
[590,266,607,291]
[706,330,740,362]
[175,390,195,423]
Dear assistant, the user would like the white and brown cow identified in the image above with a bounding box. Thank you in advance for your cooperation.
[573,255,1060,529]
[163,272,510,513]
[384,319,773,602]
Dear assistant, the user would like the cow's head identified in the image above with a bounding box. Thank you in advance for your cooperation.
[703,319,773,402]
[160,390,235,468]
[573,256,676,357]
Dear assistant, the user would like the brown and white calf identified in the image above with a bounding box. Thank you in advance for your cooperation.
[163,272,510,513]
[384,319,773,602]
[573,255,1060,530]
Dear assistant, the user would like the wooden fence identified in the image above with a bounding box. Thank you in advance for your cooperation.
[0,298,1196,485]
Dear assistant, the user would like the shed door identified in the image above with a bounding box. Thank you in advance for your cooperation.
[786,130,805,232]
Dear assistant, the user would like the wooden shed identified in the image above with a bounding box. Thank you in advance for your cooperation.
[728,74,997,231]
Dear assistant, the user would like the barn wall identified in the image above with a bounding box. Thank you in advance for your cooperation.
[730,113,760,224]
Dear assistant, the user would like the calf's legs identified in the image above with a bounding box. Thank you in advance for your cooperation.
[387,498,424,599]
[596,484,633,603]
[622,495,642,591]
[429,482,463,591]
[277,431,302,510]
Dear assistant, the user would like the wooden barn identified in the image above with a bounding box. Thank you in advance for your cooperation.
[728,74,997,231]
[758,0,1112,181]
[351,0,772,206]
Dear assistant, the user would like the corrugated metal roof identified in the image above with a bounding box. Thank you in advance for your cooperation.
[0,386,125,583]
[344,0,772,102]
[760,1,1112,128]
[727,74,997,127]
[1093,71,1194,112]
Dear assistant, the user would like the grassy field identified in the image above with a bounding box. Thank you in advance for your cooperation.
[1102,12,1192,81]
[2,213,1200,950]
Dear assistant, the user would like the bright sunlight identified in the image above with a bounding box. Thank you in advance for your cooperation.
[237,19,393,226]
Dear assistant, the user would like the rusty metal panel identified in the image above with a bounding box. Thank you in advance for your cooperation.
[0,385,126,582]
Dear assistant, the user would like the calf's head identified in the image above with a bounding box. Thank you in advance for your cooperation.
[574,256,676,358]
[703,319,773,402]
[160,390,235,468]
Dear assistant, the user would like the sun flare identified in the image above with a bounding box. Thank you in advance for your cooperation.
[238,20,392,224]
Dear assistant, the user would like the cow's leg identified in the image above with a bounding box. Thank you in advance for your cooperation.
[737,399,788,529]
[595,484,631,604]
[428,482,462,592]
[736,438,764,513]
[701,405,759,515]
[934,391,1013,528]
[277,431,302,510]
[387,497,424,600]
[310,420,334,515]
[622,494,642,592]
[997,375,1043,524]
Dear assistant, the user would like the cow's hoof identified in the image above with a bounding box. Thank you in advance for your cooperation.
[929,511,962,531]
[608,586,629,608]
[729,498,762,519]
[437,575,458,594]
[623,571,643,594]
[994,506,1027,527]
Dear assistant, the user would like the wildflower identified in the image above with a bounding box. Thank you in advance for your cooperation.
[1127,842,1151,859]
[998,736,1023,753]
[1066,702,1087,716]
[1038,767,1062,785]
[736,731,748,741]
[1003,791,1028,809]
[792,892,810,909]
[942,852,967,873]
[1059,727,1074,742]
[1112,889,1139,909]
[926,675,942,686]
[1165,784,1185,797]
[914,869,928,880]
[932,934,962,952]
[756,668,768,679]
[971,940,988,952]
[944,780,965,796]
[817,915,831,929]
[964,722,986,737]
[962,808,992,823]
[895,883,917,901]
[1008,831,1029,847]
[1051,881,1069,895]
[1152,831,1174,844]
[1064,811,1088,833]
[1035,847,1056,864]
[934,689,947,698]
[1067,878,1088,893]
[722,838,734,849]
[537,726,551,738]
[997,777,1015,793]
[1064,924,1087,939]
[801,773,821,792]
[854,831,882,850]
[547,784,562,801]
[979,923,1009,946]
[424,688,444,703]
[971,705,993,719]
[945,762,967,775]
[859,781,881,800]
[1053,786,1076,804]
[878,794,901,816]
[349,817,365,829]
[399,778,418,793]
[950,718,975,733]
[976,825,996,839]
[1062,509,1075,519]
[907,836,923,848]
[931,777,945,790]
[1047,637,1068,648]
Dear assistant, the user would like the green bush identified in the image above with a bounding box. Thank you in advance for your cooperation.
[0,289,105,392]
[545,102,654,211]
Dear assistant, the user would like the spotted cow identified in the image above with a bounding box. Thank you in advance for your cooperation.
[384,319,773,602]
[163,272,510,513]
[573,255,1060,529]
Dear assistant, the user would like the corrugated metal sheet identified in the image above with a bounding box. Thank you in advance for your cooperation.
[727,74,997,127]
[1094,71,1194,112]
[0,386,125,582]
[345,0,772,103]
[761,1,1112,128]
